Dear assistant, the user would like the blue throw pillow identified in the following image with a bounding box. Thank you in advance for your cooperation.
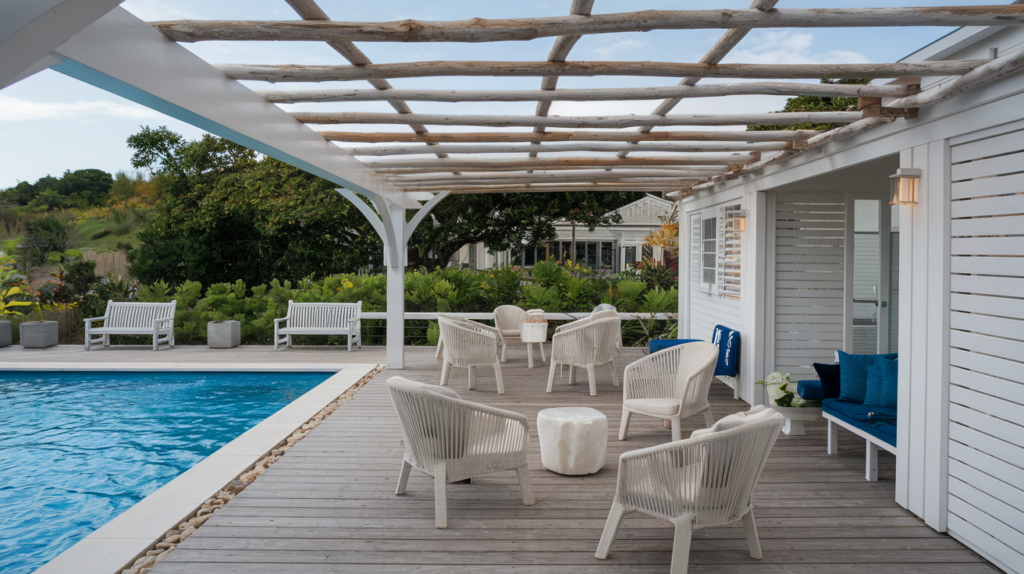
[878,356,899,409]
[711,325,740,377]
[812,363,841,399]
[837,351,897,405]
[864,360,884,406]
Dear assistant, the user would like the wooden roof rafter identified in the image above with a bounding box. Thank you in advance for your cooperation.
[281,0,458,174]
[142,2,1024,197]
[620,0,780,161]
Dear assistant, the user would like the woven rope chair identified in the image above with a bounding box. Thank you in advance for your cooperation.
[596,410,785,574]
[492,304,526,359]
[387,377,535,529]
[554,309,623,353]
[546,315,621,396]
[619,342,719,442]
[438,316,506,395]
[434,314,507,363]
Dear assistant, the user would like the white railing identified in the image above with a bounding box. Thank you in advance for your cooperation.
[360,312,674,321]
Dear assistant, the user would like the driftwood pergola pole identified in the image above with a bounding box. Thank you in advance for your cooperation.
[294,111,862,129]
[620,0,780,164]
[152,7,1024,43]
[316,130,822,143]
[283,0,456,172]
[217,60,986,82]
[255,82,917,104]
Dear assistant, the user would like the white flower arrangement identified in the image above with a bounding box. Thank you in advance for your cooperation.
[755,372,819,408]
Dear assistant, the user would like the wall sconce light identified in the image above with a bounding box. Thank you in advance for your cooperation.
[890,168,921,205]
[730,210,747,232]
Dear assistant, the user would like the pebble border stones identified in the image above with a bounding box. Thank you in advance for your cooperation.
[117,364,384,574]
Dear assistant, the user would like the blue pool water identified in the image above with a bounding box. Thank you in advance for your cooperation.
[0,370,331,574]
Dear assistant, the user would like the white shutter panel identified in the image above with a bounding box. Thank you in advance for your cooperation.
[720,205,742,298]
[946,128,1024,574]
[773,192,846,379]
[689,212,701,294]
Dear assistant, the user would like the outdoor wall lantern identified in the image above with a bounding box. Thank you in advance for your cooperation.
[890,168,921,205]
[730,210,747,232]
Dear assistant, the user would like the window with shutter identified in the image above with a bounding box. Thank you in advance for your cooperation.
[701,217,717,292]
[719,205,743,298]
[690,212,701,291]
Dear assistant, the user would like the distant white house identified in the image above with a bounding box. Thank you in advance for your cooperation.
[450,194,673,272]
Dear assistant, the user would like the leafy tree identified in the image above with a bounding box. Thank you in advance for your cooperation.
[748,78,869,131]
[126,127,383,286]
[1,169,112,209]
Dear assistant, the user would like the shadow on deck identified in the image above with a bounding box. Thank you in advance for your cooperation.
[150,346,994,574]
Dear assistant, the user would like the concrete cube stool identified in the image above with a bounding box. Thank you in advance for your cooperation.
[208,320,241,349]
[537,407,607,475]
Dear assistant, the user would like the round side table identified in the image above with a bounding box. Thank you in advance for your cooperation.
[537,407,607,475]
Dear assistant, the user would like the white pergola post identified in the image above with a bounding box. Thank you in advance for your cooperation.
[339,189,450,369]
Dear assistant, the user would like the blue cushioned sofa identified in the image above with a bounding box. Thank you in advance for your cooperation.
[797,351,898,481]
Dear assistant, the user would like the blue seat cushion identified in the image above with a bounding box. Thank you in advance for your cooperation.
[837,351,898,404]
[823,398,897,447]
[797,380,826,401]
[812,362,842,399]
[711,325,741,377]
[649,339,702,355]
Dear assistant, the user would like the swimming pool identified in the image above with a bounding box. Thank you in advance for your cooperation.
[0,370,332,574]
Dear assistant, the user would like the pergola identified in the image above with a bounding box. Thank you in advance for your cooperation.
[4,1,1024,368]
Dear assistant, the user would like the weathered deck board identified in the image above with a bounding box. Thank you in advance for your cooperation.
[152,346,995,573]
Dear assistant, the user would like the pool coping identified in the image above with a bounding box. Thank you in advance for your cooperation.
[27,362,382,574]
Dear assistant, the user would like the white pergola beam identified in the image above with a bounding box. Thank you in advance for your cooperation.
[153,7,1024,43]
[49,7,410,206]
[0,0,124,89]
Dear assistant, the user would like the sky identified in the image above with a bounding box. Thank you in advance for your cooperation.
[0,0,1004,188]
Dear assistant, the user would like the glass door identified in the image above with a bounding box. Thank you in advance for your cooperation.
[845,194,892,354]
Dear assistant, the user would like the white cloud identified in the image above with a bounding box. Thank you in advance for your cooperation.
[121,0,200,20]
[594,37,648,58]
[728,30,870,65]
[0,96,160,122]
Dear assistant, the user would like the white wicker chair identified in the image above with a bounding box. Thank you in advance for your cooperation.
[555,309,623,353]
[493,305,526,362]
[387,377,535,529]
[434,314,507,362]
[546,315,621,397]
[438,316,506,395]
[618,342,720,442]
[596,408,785,574]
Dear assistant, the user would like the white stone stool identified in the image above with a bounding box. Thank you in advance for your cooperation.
[537,407,607,475]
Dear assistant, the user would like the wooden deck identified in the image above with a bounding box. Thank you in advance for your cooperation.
[152,346,994,574]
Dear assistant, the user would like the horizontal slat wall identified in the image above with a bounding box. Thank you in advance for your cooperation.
[774,192,846,378]
[947,128,1024,574]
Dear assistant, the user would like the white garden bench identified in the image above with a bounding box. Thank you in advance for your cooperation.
[275,300,362,351]
[84,300,177,351]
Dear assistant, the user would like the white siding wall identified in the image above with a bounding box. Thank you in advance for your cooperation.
[772,192,846,379]
[945,128,1024,574]
[687,204,742,342]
